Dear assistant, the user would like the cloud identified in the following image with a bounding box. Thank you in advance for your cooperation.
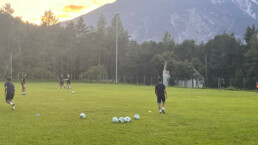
[92,0,116,5]
[63,5,85,12]
[92,0,105,5]
[57,14,72,18]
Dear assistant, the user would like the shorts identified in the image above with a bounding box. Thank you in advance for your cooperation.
[67,81,71,84]
[6,93,14,100]
[157,96,165,104]
[256,87,258,90]
[60,81,64,85]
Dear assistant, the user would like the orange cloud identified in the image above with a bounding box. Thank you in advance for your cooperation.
[63,5,85,12]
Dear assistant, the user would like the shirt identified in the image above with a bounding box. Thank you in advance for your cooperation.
[22,76,26,84]
[155,83,166,97]
[5,81,15,94]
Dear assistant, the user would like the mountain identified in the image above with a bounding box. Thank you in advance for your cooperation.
[64,0,258,43]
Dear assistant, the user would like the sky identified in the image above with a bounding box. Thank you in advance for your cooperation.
[0,0,116,25]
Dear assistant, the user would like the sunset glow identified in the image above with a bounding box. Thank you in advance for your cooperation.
[0,0,116,25]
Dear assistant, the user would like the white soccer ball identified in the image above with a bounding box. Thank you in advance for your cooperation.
[134,114,140,120]
[112,117,119,123]
[119,117,125,123]
[80,113,86,119]
[72,91,75,94]
[124,116,131,123]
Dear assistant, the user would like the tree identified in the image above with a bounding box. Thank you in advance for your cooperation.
[41,10,59,26]
[1,3,14,15]
[84,65,108,80]
[245,35,258,77]
[175,40,197,61]
[96,14,107,33]
[106,15,130,77]
[244,24,257,45]
[76,17,88,37]
[162,31,175,51]
[204,33,244,87]
[0,6,256,89]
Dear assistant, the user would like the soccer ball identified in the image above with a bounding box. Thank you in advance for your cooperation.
[72,91,75,94]
[124,116,131,123]
[119,117,125,123]
[80,113,86,119]
[134,114,140,120]
[112,117,119,123]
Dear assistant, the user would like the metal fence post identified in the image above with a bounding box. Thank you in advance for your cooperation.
[218,78,220,89]
[243,77,246,90]
[144,75,146,85]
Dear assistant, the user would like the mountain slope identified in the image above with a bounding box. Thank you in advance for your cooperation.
[65,0,258,43]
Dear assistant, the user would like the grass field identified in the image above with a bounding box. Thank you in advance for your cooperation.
[0,82,258,145]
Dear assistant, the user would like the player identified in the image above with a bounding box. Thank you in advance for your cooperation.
[220,78,225,91]
[65,74,71,90]
[255,80,258,96]
[155,78,168,114]
[58,74,64,89]
[21,72,27,95]
[4,77,15,110]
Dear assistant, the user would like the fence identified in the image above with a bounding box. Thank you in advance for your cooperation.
[5,73,257,90]
[79,75,257,90]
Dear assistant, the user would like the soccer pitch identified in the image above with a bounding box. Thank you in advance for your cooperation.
[0,82,258,145]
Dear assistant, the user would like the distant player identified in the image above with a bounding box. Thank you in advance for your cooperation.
[255,80,258,96]
[220,78,225,91]
[155,78,168,114]
[4,77,15,110]
[58,74,64,89]
[65,74,71,90]
[21,72,27,95]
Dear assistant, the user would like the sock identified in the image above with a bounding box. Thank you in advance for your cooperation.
[162,107,165,110]
[159,110,162,113]
[9,102,14,106]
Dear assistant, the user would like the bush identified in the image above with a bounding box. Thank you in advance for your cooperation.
[84,65,108,81]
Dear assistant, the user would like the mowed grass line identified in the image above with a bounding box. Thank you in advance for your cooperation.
[0,82,258,145]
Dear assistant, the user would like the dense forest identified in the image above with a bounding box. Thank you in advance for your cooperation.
[0,4,257,89]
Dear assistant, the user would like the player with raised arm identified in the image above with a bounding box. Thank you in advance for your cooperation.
[155,78,168,114]
[4,77,15,110]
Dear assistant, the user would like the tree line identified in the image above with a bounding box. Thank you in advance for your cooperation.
[0,4,257,89]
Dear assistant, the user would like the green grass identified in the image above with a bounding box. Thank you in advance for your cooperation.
[0,82,258,145]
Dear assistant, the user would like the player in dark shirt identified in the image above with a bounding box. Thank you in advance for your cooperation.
[155,78,168,114]
[58,74,64,89]
[65,74,71,90]
[4,77,15,110]
[21,73,27,95]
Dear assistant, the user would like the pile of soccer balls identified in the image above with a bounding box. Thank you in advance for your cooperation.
[79,113,140,123]
[112,114,140,123]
